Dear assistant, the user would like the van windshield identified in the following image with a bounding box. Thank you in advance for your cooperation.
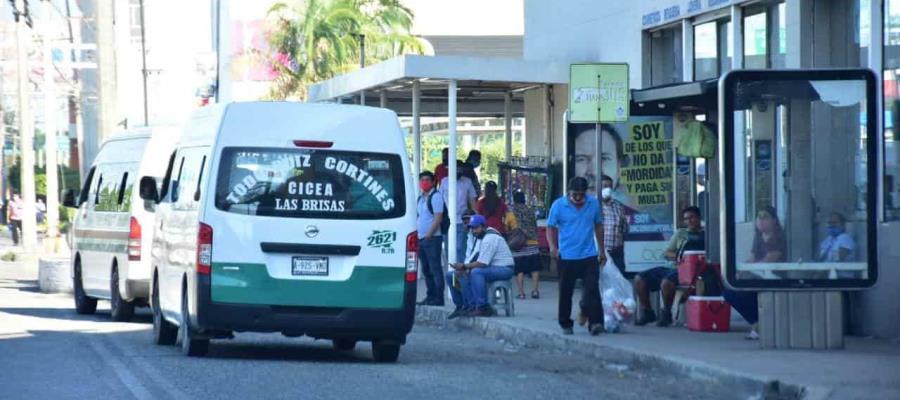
[214,147,405,219]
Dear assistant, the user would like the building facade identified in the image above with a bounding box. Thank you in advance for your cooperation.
[521,0,899,339]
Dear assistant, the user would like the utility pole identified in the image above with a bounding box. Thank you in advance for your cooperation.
[14,0,38,250]
[95,0,116,144]
[139,0,149,125]
[43,0,60,242]
[358,34,365,105]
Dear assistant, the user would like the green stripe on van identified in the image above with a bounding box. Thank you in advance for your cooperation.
[210,263,405,309]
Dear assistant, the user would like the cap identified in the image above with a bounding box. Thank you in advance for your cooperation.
[467,215,487,228]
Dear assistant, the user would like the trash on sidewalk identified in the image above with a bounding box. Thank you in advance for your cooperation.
[600,255,635,333]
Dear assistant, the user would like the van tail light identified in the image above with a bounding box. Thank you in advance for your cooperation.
[405,232,418,282]
[293,140,333,148]
[197,222,213,275]
[127,217,141,261]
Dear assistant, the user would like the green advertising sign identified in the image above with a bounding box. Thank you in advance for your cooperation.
[569,63,630,123]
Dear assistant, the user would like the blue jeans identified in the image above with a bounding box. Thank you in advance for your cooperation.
[418,236,444,302]
[468,265,514,308]
[723,289,758,325]
[442,223,468,263]
[445,271,474,309]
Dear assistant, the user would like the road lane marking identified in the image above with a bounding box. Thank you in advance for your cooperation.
[87,338,154,400]
[104,334,192,400]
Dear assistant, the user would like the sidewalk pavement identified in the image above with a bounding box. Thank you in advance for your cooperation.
[415,278,900,400]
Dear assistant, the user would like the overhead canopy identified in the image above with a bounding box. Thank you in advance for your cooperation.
[630,79,719,115]
[306,55,569,117]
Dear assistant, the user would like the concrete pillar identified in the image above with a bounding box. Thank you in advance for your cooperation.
[682,19,694,82]
[447,80,458,264]
[504,91,512,161]
[412,81,422,176]
[379,91,387,109]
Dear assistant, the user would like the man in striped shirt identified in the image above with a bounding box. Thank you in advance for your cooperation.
[600,175,629,274]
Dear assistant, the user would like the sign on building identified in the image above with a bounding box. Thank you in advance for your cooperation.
[569,63,630,123]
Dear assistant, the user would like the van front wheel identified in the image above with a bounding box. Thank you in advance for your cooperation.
[371,340,400,363]
[110,266,135,321]
[73,263,97,315]
[151,277,177,345]
[179,290,209,357]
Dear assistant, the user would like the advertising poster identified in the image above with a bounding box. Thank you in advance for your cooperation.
[568,117,675,272]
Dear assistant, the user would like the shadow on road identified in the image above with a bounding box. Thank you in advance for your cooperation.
[0,277,41,294]
[0,305,154,325]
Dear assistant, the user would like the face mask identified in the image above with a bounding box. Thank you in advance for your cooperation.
[601,188,613,200]
[827,226,845,237]
[419,181,433,193]
[569,193,586,206]
[756,219,774,233]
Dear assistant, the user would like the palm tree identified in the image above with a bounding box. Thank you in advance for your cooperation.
[264,0,422,100]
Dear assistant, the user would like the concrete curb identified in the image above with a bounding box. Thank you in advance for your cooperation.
[416,306,833,400]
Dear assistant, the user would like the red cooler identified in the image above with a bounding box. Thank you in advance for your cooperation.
[686,296,731,332]
[678,251,706,285]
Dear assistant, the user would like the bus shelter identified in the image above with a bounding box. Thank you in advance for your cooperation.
[307,54,568,263]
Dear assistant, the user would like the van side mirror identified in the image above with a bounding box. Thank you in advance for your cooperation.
[139,176,160,202]
[62,189,78,208]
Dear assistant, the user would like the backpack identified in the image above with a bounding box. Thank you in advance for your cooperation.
[426,191,451,233]
[695,265,723,297]
[506,228,528,251]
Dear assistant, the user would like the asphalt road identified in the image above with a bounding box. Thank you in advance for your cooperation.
[0,261,747,400]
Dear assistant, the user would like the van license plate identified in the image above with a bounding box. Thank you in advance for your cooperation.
[292,256,328,276]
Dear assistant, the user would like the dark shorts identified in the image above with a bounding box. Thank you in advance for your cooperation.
[513,254,542,275]
[637,267,678,291]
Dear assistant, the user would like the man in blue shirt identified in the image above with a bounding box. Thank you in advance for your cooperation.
[547,177,607,336]
[416,171,445,306]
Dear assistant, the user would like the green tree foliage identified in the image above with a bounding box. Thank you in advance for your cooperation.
[7,159,81,198]
[264,0,422,100]
[405,132,523,187]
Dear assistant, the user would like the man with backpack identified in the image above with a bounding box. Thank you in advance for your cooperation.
[416,171,446,306]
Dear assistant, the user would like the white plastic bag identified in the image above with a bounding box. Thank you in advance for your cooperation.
[601,254,636,333]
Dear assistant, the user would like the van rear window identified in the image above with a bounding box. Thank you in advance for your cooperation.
[214,147,405,219]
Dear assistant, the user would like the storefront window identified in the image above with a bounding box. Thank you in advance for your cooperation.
[694,19,731,80]
[884,0,900,220]
[742,2,786,69]
[649,25,683,85]
[743,8,767,68]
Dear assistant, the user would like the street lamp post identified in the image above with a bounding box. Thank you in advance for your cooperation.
[13,0,39,250]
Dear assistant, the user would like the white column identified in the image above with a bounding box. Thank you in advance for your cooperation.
[412,81,422,176]
[870,0,884,219]
[15,0,38,250]
[43,11,60,239]
[504,91,512,160]
[379,91,387,108]
[682,18,694,82]
[447,80,458,264]
[216,0,232,103]
[731,5,744,70]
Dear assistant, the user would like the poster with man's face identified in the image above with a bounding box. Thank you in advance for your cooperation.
[568,117,676,272]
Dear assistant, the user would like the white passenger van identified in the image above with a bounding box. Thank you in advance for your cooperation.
[65,126,178,321]
[138,102,417,362]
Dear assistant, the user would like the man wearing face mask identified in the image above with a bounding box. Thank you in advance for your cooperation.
[599,175,629,274]
[818,212,857,264]
[461,150,482,196]
[447,215,515,318]
[416,171,446,306]
[547,177,607,336]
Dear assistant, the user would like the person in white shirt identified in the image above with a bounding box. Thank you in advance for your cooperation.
[819,212,857,262]
[446,215,514,318]
[439,163,478,264]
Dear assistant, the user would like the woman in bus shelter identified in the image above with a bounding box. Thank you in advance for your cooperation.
[724,206,787,340]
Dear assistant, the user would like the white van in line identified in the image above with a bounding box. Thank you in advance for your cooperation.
[138,102,418,362]
[65,127,178,321]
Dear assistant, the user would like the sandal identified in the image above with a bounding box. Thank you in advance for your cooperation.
[531,290,540,299]
[516,293,527,299]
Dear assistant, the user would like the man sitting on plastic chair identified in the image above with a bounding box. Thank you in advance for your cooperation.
[446,215,515,319]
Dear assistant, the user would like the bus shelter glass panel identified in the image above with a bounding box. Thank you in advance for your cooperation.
[722,70,877,289]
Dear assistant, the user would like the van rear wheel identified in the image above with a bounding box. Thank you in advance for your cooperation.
[371,340,400,363]
[73,263,97,315]
[151,277,177,345]
[179,290,209,357]
[332,339,357,351]
[110,266,135,321]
